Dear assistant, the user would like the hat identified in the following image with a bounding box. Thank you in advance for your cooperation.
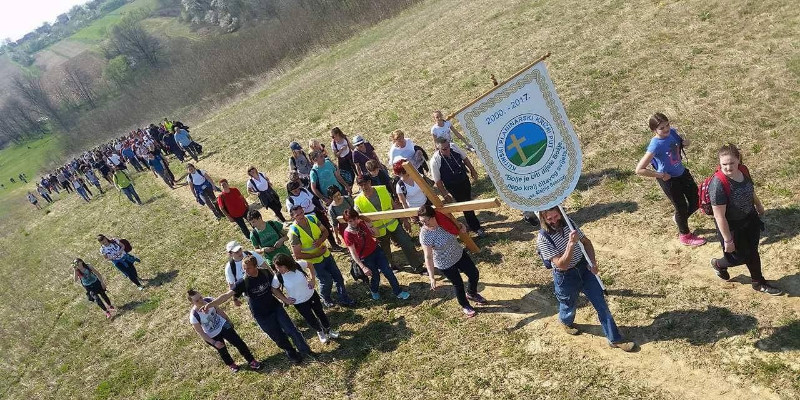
[225,240,243,253]
[289,141,302,151]
[352,135,365,146]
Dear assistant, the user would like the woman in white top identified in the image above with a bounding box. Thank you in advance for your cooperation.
[246,166,286,221]
[431,110,473,151]
[330,127,355,187]
[393,159,429,209]
[187,289,262,373]
[387,129,427,174]
[272,254,339,343]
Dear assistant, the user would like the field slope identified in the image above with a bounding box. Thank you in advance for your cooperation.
[1,0,798,399]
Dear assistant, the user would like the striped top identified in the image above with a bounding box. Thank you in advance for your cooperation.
[536,220,586,269]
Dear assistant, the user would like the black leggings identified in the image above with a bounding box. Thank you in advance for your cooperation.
[715,212,764,282]
[206,323,256,365]
[657,168,699,235]
[438,250,480,308]
[257,190,286,221]
[86,283,112,311]
[293,291,331,333]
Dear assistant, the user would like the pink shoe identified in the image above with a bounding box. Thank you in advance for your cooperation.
[105,311,112,319]
[679,233,706,246]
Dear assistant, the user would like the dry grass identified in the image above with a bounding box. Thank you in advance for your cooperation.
[1,0,798,399]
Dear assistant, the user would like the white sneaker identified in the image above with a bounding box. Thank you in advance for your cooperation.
[327,329,340,339]
[317,331,329,344]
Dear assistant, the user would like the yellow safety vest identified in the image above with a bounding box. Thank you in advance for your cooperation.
[290,215,330,264]
[354,186,398,237]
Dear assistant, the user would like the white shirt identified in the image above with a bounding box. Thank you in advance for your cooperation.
[396,178,427,207]
[187,170,207,185]
[224,251,267,285]
[189,299,226,337]
[431,121,452,141]
[247,173,271,192]
[271,260,314,304]
[331,138,351,158]
[388,138,423,169]
[108,153,122,166]
[430,143,468,182]
[286,188,315,214]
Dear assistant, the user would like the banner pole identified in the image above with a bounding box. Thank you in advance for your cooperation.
[446,52,551,120]
[557,205,608,294]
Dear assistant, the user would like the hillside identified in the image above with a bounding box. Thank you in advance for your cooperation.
[0,0,798,399]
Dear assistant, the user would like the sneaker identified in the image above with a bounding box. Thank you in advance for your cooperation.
[105,311,112,319]
[317,331,329,344]
[710,258,730,280]
[370,292,380,300]
[672,214,677,226]
[327,329,340,339]
[474,229,487,238]
[462,307,477,318]
[390,264,401,271]
[466,293,488,305]
[752,282,783,296]
[609,341,636,352]
[563,324,580,335]
[679,233,706,246]
[108,305,116,311]
[249,360,262,370]
[228,363,240,373]
[321,299,335,308]
[396,291,410,300]
[138,285,145,291]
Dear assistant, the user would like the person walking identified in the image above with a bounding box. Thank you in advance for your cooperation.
[330,127,355,187]
[288,205,355,307]
[431,110,474,151]
[342,209,411,300]
[163,130,186,162]
[26,191,41,210]
[98,234,144,290]
[309,150,350,205]
[354,174,424,274]
[634,113,706,246]
[217,179,251,238]
[36,184,53,203]
[186,164,223,219]
[202,255,316,364]
[223,240,269,292]
[387,130,428,176]
[326,186,355,247]
[286,181,342,250]
[187,289,263,372]
[70,175,91,202]
[246,166,286,222]
[73,258,115,319]
[175,127,199,162]
[418,204,486,318]
[430,137,485,237]
[288,142,313,186]
[112,166,142,205]
[146,152,174,189]
[536,206,636,351]
[83,167,104,194]
[708,144,781,295]
[247,210,292,268]
[272,253,340,344]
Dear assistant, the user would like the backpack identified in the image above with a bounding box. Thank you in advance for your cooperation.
[698,164,750,216]
[115,238,133,253]
[536,230,557,269]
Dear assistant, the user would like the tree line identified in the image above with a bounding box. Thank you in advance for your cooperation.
[0,0,419,150]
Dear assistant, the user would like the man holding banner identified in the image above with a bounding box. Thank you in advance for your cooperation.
[450,54,634,350]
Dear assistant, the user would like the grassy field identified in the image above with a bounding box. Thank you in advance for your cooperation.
[0,135,61,199]
[1,0,799,399]
[68,0,160,43]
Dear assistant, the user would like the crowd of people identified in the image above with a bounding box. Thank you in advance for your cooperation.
[59,111,782,373]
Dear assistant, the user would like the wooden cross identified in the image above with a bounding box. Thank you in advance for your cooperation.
[507,133,529,161]
[339,160,501,253]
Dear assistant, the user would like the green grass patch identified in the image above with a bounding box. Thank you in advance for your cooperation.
[70,0,159,43]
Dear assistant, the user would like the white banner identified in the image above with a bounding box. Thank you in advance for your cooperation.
[453,59,582,212]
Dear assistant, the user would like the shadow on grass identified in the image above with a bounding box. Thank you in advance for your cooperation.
[604,289,665,299]
[754,320,800,352]
[577,168,634,191]
[773,273,800,298]
[575,306,757,347]
[146,269,179,287]
[761,206,800,245]
[200,150,218,160]
[477,284,559,331]
[570,201,639,225]
[114,299,147,317]
[142,193,168,205]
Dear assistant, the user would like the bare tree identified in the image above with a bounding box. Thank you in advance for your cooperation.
[63,64,97,108]
[108,18,162,68]
[12,74,68,128]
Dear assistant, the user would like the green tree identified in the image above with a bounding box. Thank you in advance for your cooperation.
[104,55,132,88]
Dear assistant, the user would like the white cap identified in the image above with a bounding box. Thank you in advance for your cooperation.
[225,240,243,253]
[352,135,365,145]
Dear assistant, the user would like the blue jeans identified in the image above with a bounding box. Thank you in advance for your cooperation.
[252,307,311,357]
[121,185,142,204]
[111,254,142,287]
[552,259,622,343]
[363,247,402,295]
[313,255,353,305]
[76,187,90,202]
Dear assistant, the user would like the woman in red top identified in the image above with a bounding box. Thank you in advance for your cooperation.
[342,209,410,301]
[217,179,250,238]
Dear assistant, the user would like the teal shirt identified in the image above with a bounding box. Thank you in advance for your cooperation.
[311,159,343,194]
